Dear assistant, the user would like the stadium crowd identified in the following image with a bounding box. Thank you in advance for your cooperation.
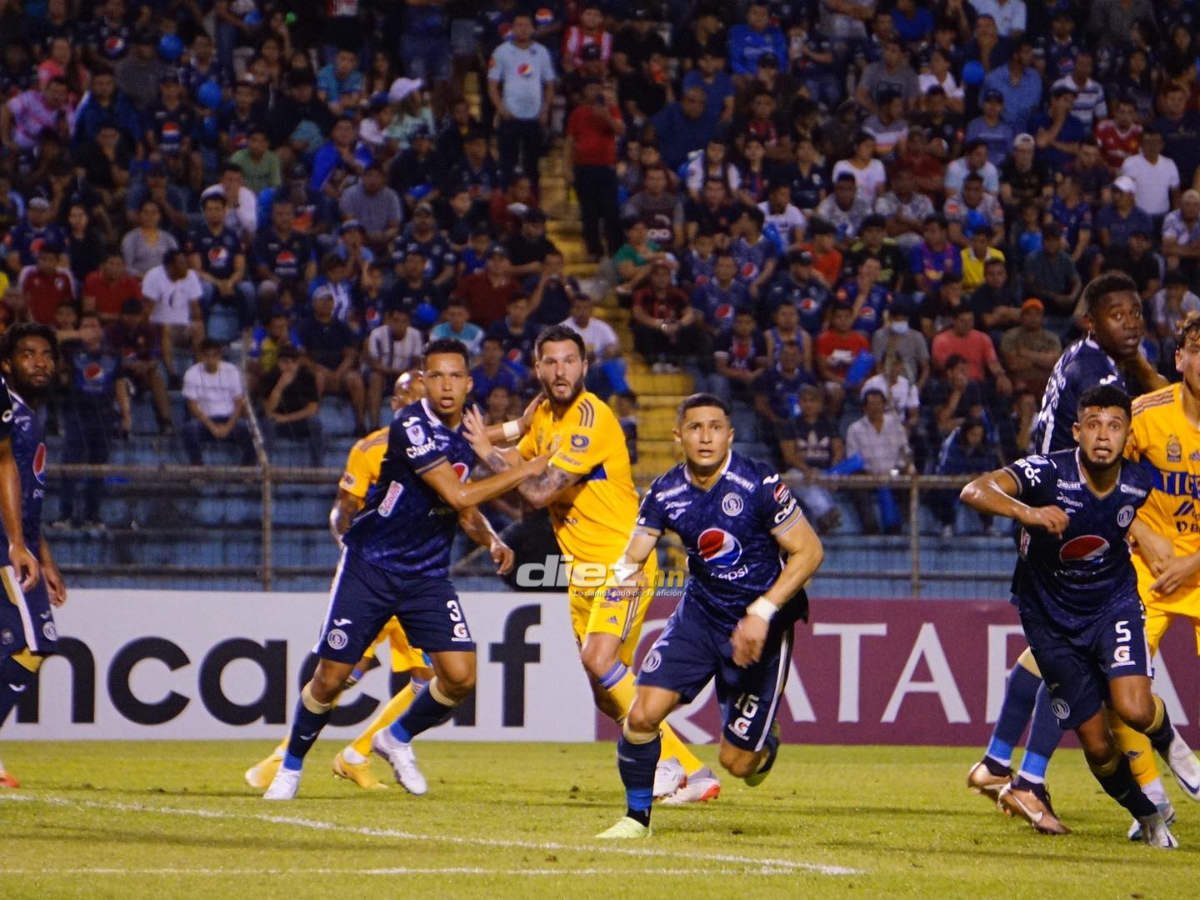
[0,0,1197,536]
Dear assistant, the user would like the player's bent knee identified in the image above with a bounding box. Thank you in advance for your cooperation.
[580,644,620,681]
[718,746,759,778]
[625,705,661,736]
[1115,698,1156,733]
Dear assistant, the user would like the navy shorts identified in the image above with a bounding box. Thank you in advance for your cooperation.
[1019,596,1152,730]
[637,598,794,752]
[0,566,58,658]
[315,550,474,663]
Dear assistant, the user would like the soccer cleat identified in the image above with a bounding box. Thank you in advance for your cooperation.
[371,731,428,795]
[1128,803,1176,841]
[653,758,687,798]
[0,770,19,789]
[1137,811,1180,849]
[1158,733,1200,801]
[244,750,284,789]
[660,767,721,805]
[596,816,652,839]
[744,722,781,788]
[262,766,301,800]
[967,760,1012,801]
[333,750,386,790]
[997,782,1071,835]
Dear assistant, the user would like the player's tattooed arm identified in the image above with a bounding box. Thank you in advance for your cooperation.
[457,506,515,574]
[462,406,575,506]
[512,464,584,509]
[329,489,365,545]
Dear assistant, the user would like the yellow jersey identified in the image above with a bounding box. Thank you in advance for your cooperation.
[1128,384,1200,564]
[518,390,640,564]
[338,428,390,499]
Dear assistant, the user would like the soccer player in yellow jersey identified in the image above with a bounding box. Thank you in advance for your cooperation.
[464,325,720,803]
[1120,311,1200,837]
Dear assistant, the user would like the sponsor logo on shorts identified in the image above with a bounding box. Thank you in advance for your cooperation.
[0,629,12,645]
[642,649,662,672]
[1050,698,1071,720]
[1113,645,1133,666]
[721,492,744,517]
[326,628,349,650]
[730,717,751,737]
[453,622,470,641]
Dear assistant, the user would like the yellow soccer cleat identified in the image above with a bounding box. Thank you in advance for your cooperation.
[244,751,284,789]
[596,816,652,840]
[333,750,387,790]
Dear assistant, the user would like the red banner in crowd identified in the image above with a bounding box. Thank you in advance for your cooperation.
[597,597,1200,747]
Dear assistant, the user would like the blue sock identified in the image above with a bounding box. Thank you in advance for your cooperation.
[1016,682,1064,784]
[283,696,332,771]
[0,656,34,728]
[986,663,1042,767]
[617,732,660,827]
[388,683,455,743]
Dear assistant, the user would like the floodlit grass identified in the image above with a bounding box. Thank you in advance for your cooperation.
[0,741,1196,899]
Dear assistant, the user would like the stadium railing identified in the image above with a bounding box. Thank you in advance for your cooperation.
[43,465,1014,597]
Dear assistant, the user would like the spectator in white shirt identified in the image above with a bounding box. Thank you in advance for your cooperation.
[182,339,255,465]
[141,249,205,379]
[969,0,1026,37]
[365,306,424,430]
[845,388,913,534]
[429,298,485,358]
[759,182,808,249]
[202,163,258,239]
[1120,127,1180,218]
[560,293,629,396]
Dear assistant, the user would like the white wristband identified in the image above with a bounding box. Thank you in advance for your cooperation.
[747,597,777,623]
[502,420,521,442]
[612,561,640,583]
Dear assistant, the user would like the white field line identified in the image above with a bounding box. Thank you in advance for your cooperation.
[0,867,796,877]
[0,793,860,876]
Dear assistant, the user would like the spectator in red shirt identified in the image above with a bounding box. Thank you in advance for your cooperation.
[452,247,522,329]
[83,251,142,323]
[18,242,75,325]
[631,260,700,372]
[816,300,871,415]
[565,78,626,261]
[803,219,843,288]
[931,306,1013,396]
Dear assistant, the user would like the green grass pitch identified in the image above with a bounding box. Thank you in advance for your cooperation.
[1,741,1197,899]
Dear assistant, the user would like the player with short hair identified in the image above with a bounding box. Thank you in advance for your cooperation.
[1115,310,1200,838]
[0,323,61,787]
[967,273,1169,833]
[463,326,720,804]
[961,385,1198,848]
[594,393,824,838]
[263,340,553,800]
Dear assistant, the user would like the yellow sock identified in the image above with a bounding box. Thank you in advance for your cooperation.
[351,684,417,757]
[1110,707,1160,787]
[606,670,706,777]
[273,738,287,756]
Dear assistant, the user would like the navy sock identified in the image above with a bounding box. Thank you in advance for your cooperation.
[1016,683,1065,783]
[986,663,1041,766]
[388,683,455,743]
[617,732,660,828]
[0,656,35,729]
[1145,702,1176,757]
[1092,755,1157,818]
[757,731,781,777]
[283,697,332,770]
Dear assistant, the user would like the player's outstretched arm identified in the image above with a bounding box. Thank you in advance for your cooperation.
[732,516,824,668]
[419,453,553,512]
[480,391,545,447]
[462,406,580,509]
[0,436,37,590]
[458,506,515,574]
[960,468,1069,536]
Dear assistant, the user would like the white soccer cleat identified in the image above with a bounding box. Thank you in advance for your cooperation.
[1128,803,1176,841]
[1137,811,1179,849]
[262,766,301,800]
[660,767,721,805]
[596,815,651,839]
[652,758,686,798]
[371,731,428,796]
[1159,734,1200,801]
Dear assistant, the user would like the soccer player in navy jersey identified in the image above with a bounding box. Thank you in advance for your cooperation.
[263,340,554,800]
[595,393,824,839]
[0,324,61,787]
[962,385,1200,848]
[968,273,1171,833]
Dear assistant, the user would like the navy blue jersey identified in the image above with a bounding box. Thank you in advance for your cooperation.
[636,452,806,630]
[1006,449,1150,630]
[1030,338,1123,455]
[341,399,475,577]
[4,390,46,554]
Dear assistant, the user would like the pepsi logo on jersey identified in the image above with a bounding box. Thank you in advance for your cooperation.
[1059,535,1110,562]
[698,528,743,567]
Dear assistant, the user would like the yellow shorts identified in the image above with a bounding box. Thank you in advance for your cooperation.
[359,616,430,672]
[1134,554,1200,655]
[568,555,660,668]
